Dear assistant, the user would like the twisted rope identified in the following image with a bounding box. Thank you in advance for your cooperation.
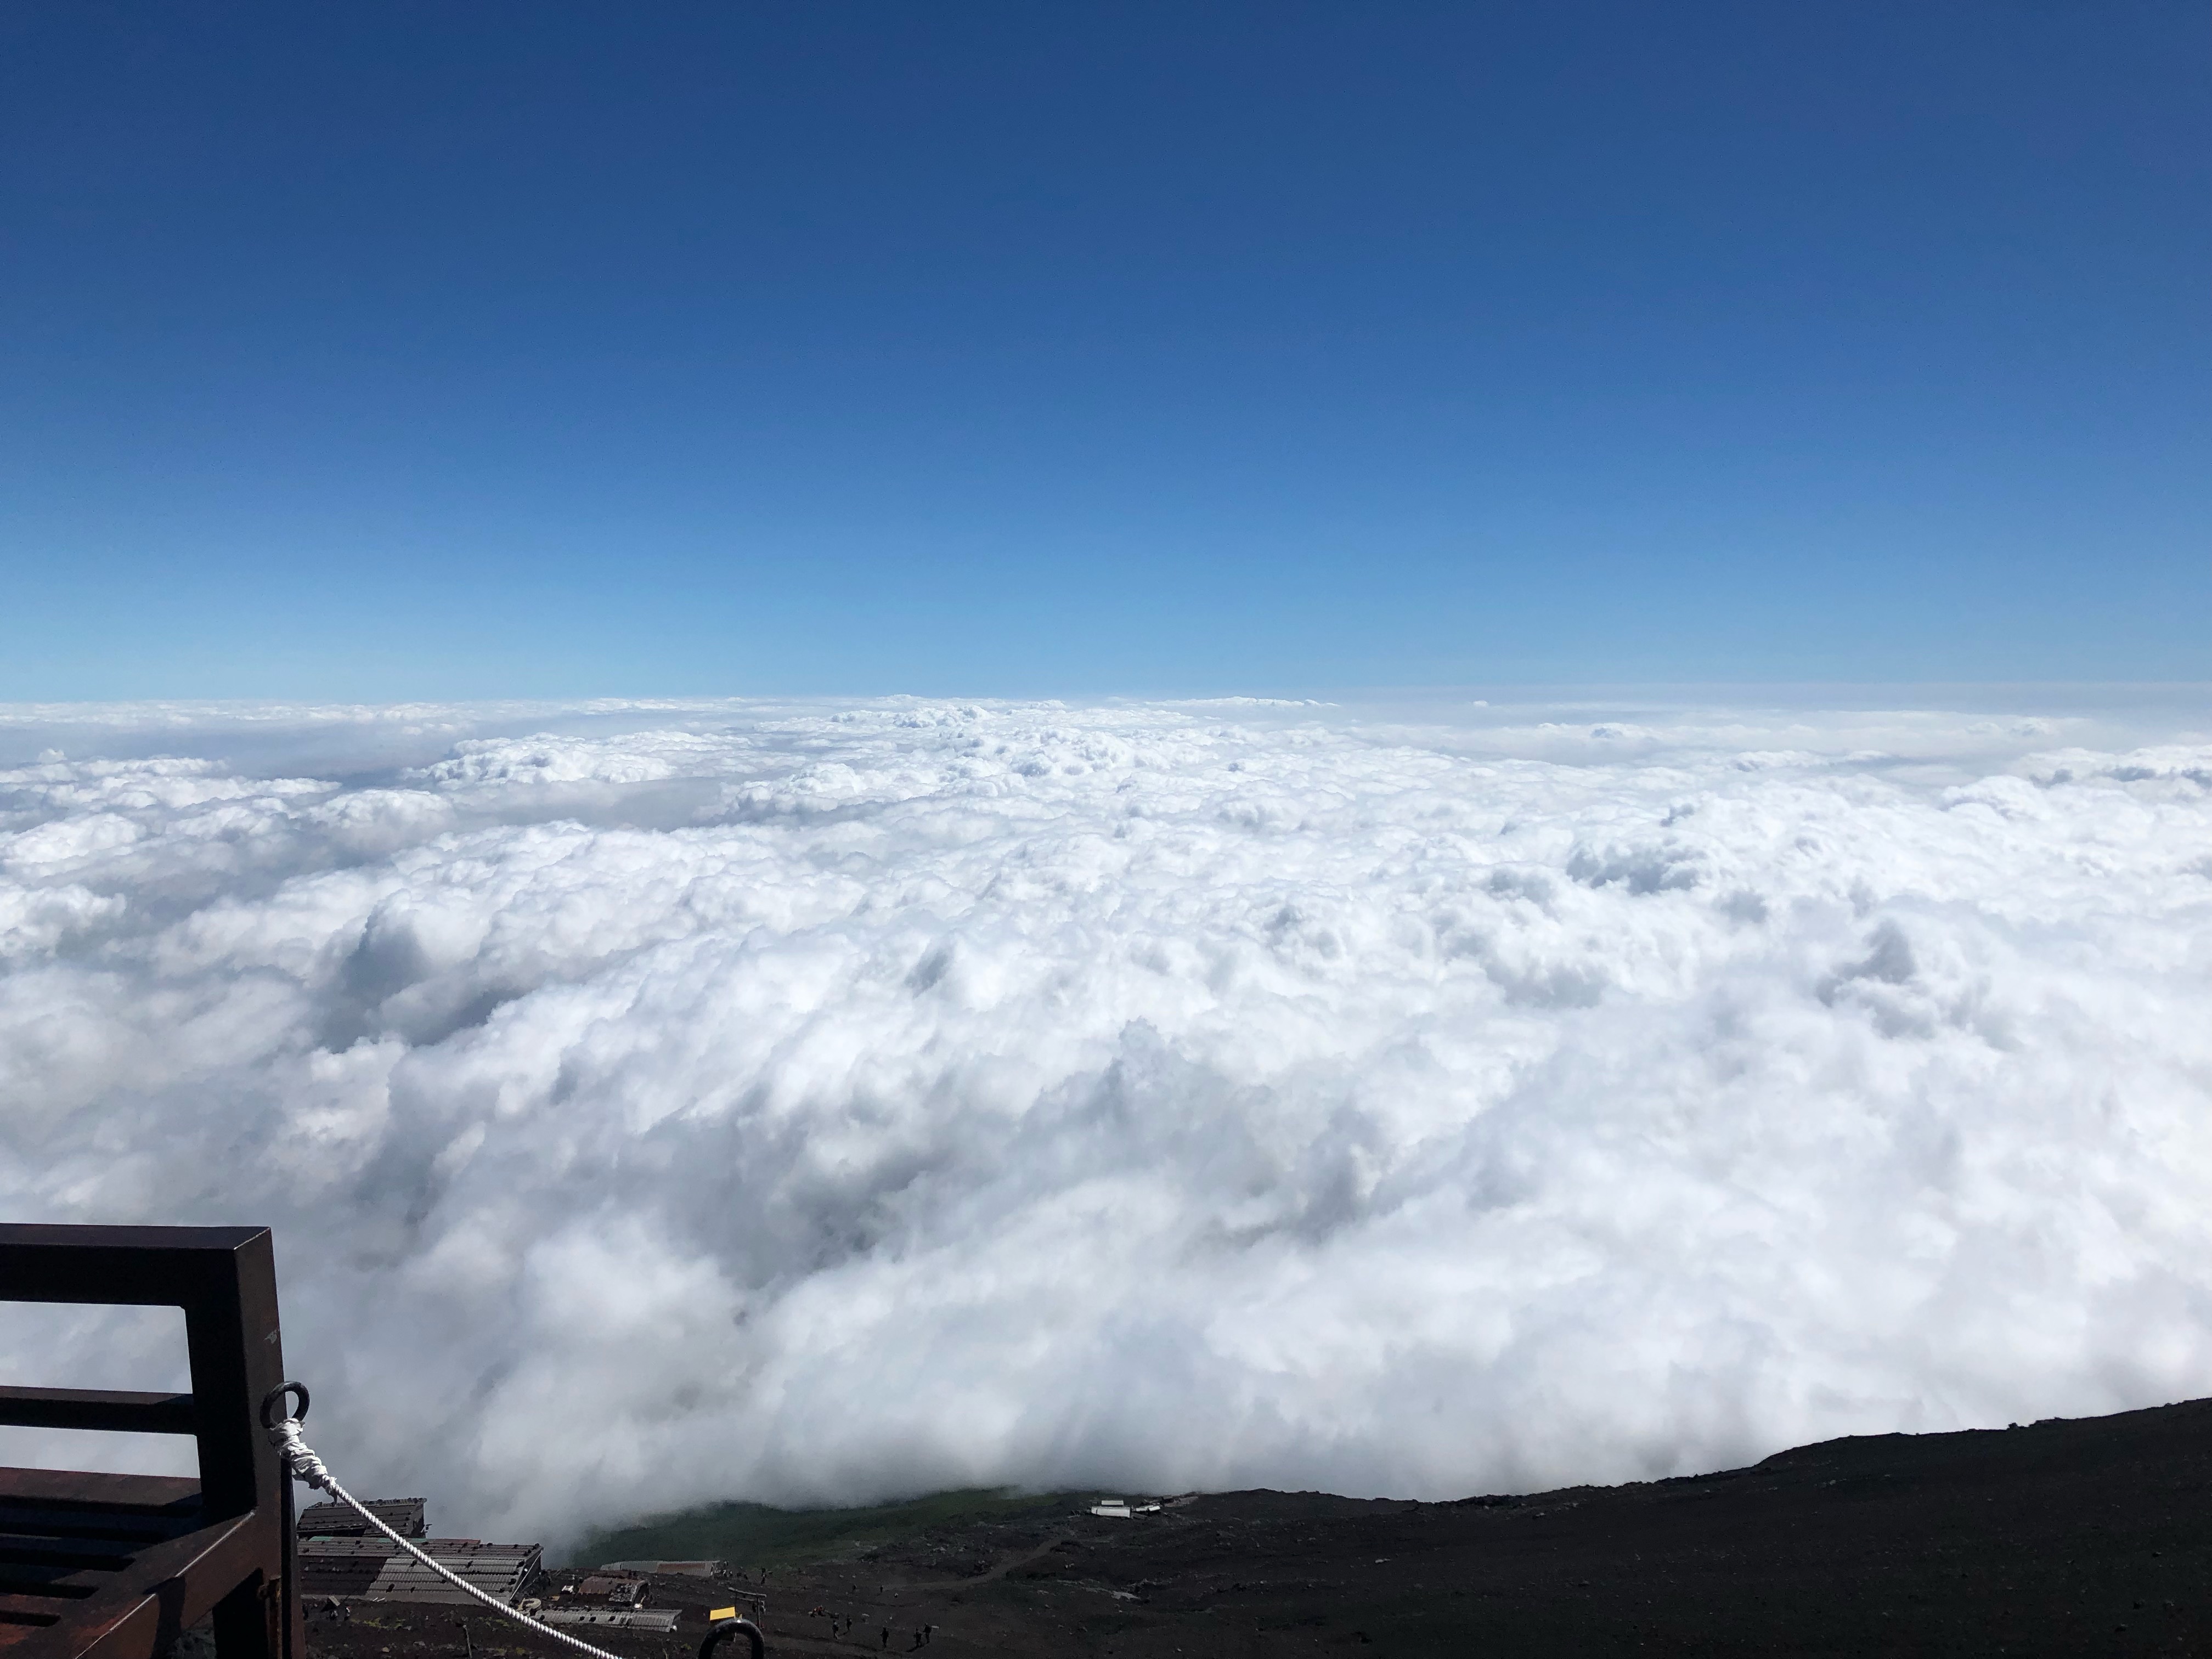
[268,1417,763,1659]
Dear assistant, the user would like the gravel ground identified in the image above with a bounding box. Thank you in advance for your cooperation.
[297,1396,2212,1656]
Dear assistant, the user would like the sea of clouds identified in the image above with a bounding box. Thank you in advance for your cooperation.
[2,691,2208,1545]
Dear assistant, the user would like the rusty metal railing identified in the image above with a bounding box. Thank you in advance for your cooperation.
[0,1225,298,1659]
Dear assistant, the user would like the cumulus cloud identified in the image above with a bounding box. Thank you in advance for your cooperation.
[2,693,2209,1544]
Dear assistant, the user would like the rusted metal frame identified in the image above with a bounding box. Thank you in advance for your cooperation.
[0,1465,205,1641]
[0,1226,300,1659]
[0,1468,204,1517]
[7,1510,262,1659]
[0,1395,196,1439]
[0,1469,228,1654]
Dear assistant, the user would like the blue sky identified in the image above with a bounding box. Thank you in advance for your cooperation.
[3,2,2205,699]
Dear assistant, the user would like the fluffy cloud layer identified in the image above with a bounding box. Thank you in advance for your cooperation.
[2,695,2208,1543]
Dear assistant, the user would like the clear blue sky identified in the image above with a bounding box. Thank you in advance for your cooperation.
[3,2,2205,699]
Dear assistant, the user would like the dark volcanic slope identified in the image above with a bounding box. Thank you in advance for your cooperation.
[306,1397,2212,1657]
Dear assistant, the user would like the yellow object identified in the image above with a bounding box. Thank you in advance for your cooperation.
[709,1608,737,1623]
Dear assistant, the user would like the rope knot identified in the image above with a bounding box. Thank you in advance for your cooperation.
[258,1401,637,1659]
[268,1417,334,1492]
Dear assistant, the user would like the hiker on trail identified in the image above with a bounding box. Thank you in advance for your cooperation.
[879,1625,890,1650]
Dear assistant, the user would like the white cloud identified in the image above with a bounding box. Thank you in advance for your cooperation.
[1,694,2208,1543]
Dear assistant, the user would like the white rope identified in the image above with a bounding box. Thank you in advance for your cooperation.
[268,1417,753,1659]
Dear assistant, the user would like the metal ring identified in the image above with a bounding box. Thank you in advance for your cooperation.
[260,1380,311,1430]
[698,1618,764,1659]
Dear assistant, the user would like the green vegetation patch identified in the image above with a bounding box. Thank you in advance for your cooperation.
[569,1487,1082,1569]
